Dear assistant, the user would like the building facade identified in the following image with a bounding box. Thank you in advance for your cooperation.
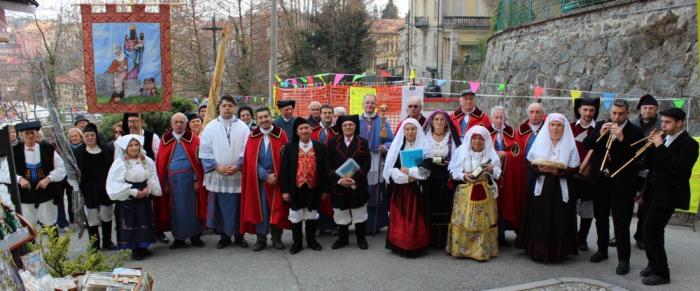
[369,18,405,76]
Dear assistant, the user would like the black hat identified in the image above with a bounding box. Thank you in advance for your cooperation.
[82,122,98,134]
[459,89,476,97]
[277,100,296,109]
[122,112,139,135]
[573,97,600,120]
[637,94,658,110]
[659,107,686,121]
[292,117,310,142]
[335,114,360,136]
[16,121,41,132]
[74,114,89,126]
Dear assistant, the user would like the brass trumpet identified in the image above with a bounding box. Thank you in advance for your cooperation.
[609,130,664,178]
[599,123,616,172]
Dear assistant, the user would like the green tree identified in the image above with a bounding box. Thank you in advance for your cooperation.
[381,0,399,19]
[289,0,375,76]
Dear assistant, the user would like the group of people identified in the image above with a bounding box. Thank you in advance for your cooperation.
[3,90,696,286]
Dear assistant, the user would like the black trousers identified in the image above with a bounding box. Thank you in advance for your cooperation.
[643,205,674,278]
[593,189,635,261]
[634,202,647,242]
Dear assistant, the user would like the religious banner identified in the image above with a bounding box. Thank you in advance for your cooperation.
[80,4,172,113]
[348,86,376,115]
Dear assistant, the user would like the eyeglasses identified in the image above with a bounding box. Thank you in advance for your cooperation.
[114,131,124,135]
[408,105,420,108]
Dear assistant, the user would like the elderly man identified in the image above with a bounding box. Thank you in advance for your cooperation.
[307,101,322,127]
[74,115,90,131]
[155,113,207,249]
[450,90,491,138]
[200,95,251,249]
[396,97,426,132]
[487,106,518,245]
[629,94,661,250]
[359,94,394,234]
[333,106,347,124]
[13,121,66,226]
[274,100,297,139]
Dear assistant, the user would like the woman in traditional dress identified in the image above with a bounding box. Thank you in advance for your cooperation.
[446,126,501,261]
[515,113,580,262]
[383,118,431,257]
[422,110,461,249]
[238,106,257,129]
[106,134,162,260]
[186,112,203,137]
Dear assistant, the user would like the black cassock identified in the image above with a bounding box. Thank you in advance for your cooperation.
[326,135,371,210]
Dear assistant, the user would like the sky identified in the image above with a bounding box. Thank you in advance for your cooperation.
[8,0,409,19]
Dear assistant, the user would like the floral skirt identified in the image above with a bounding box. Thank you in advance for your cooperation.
[446,181,498,261]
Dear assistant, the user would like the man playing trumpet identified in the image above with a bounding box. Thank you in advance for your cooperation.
[586,99,643,276]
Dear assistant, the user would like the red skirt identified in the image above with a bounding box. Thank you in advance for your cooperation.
[386,182,430,257]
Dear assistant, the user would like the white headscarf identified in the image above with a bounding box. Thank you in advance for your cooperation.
[526,113,580,202]
[382,118,427,182]
[114,134,145,160]
[448,126,502,197]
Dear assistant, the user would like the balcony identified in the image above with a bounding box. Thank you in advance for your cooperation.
[442,16,491,29]
[414,17,428,28]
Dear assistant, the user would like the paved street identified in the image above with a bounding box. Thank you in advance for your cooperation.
[67,217,700,290]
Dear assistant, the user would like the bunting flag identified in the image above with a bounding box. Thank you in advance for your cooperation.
[570,90,582,104]
[333,74,345,85]
[315,74,325,83]
[498,83,506,92]
[291,79,298,88]
[307,76,314,85]
[673,99,686,108]
[300,77,308,84]
[602,92,616,109]
[352,74,366,82]
[275,74,282,82]
[533,86,545,97]
[436,79,446,86]
[469,81,481,93]
[409,68,416,80]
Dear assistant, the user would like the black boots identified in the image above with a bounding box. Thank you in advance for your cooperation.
[290,222,303,254]
[305,220,322,251]
[332,224,350,249]
[355,222,368,250]
[578,218,592,251]
[216,235,232,249]
[271,227,285,250]
[253,234,267,251]
[101,221,117,250]
[87,225,101,250]
[234,234,249,248]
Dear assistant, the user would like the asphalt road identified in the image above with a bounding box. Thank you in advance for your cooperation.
[68,217,700,290]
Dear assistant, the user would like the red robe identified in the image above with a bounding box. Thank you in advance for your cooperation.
[488,124,521,229]
[310,124,338,217]
[450,107,491,137]
[571,121,595,160]
[240,126,291,234]
[508,121,541,231]
[154,129,207,232]
[311,123,339,145]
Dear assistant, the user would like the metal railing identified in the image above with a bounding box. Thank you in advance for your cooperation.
[442,16,492,29]
[494,0,617,31]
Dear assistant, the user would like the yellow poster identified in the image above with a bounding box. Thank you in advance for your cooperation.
[348,87,377,115]
[686,137,700,214]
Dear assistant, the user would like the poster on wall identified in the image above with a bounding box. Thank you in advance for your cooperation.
[80,4,172,113]
[400,86,424,119]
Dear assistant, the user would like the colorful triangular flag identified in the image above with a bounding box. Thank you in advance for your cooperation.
[275,74,282,82]
[673,98,686,108]
[352,74,366,82]
[497,83,506,92]
[570,90,582,105]
[333,74,345,85]
[533,86,544,97]
[602,93,615,110]
[409,68,415,80]
[469,81,480,93]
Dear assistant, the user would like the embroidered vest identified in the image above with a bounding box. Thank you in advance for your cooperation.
[295,148,317,188]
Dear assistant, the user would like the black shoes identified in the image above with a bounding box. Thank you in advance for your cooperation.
[640,266,653,277]
[590,252,608,263]
[331,225,349,250]
[355,222,368,250]
[170,239,187,249]
[578,242,589,251]
[190,236,205,248]
[642,274,670,285]
[271,227,285,250]
[616,261,630,275]
[157,232,170,244]
[290,222,303,254]
[131,248,150,260]
[234,234,249,248]
[216,237,232,249]
[609,237,617,247]
[305,220,322,251]
[253,234,267,252]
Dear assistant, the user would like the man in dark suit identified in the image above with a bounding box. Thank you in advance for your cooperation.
[639,108,698,285]
[280,118,331,254]
[587,99,644,275]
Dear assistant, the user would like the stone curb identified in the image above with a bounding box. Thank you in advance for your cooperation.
[484,277,629,291]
